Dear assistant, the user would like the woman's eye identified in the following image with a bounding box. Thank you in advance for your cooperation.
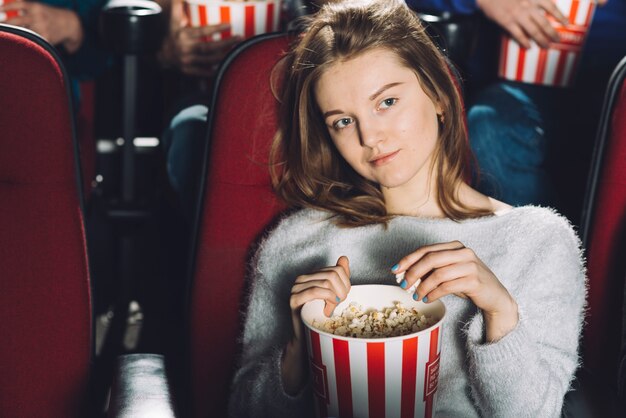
[333,117,353,129]
[379,98,398,109]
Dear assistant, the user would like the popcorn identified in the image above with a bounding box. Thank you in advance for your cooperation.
[312,302,435,339]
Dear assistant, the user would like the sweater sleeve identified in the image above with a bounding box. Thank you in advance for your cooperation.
[228,218,318,418]
[463,214,586,417]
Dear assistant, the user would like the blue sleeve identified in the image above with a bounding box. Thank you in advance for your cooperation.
[405,0,479,14]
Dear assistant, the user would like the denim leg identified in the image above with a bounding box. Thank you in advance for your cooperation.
[468,82,553,206]
[161,104,209,218]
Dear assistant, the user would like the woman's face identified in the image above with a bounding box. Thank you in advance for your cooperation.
[314,48,441,194]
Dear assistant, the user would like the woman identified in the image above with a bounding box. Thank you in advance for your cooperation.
[229,1,586,416]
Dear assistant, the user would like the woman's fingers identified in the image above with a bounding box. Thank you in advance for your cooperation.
[417,277,469,303]
[335,256,351,289]
[392,241,464,272]
[292,276,349,302]
[393,242,490,304]
[291,257,351,317]
[393,241,468,288]
[290,280,342,318]
[290,285,339,313]
[412,262,476,302]
[397,243,511,317]
[323,256,350,316]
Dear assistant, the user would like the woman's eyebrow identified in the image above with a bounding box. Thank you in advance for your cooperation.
[369,82,403,101]
[322,82,404,119]
[323,109,344,119]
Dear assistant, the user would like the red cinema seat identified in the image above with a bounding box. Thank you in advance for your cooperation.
[579,54,626,414]
[0,24,93,417]
[184,32,291,418]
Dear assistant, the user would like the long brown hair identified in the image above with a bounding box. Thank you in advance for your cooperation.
[271,0,490,226]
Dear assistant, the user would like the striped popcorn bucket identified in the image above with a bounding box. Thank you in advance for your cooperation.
[183,0,282,41]
[0,0,18,23]
[301,285,446,418]
[498,0,596,87]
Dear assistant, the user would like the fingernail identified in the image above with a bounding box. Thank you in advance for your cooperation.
[400,279,407,289]
[422,296,428,303]
[391,264,399,271]
[413,293,418,301]
[407,278,421,294]
[336,296,340,303]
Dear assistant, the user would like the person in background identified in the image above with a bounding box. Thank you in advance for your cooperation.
[154,0,242,218]
[156,0,327,219]
[229,1,586,416]
[407,0,626,224]
[381,0,562,207]
[0,0,111,107]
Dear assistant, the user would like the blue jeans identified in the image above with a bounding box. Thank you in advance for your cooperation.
[161,104,209,219]
[467,82,556,207]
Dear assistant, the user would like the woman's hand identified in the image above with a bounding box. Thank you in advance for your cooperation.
[392,241,518,342]
[281,256,351,394]
[477,0,569,49]
[1,1,83,53]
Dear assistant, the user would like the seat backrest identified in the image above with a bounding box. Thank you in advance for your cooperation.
[0,24,92,417]
[580,55,626,387]
[187,32,291,417]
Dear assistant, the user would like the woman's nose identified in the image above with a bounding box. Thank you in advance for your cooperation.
[357,118,384,148]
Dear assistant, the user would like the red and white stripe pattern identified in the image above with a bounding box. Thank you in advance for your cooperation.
[183,0,281,41]
[306,326,443,418]
[0,0,18,23]
[499,0,596,87]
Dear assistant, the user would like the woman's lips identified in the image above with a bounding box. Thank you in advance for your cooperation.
[370,150,399,166]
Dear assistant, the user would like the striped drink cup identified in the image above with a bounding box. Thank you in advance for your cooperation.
[0,0,18,22]
[498,0,596,87]
[183,0,282,41]
[301,285,446,418]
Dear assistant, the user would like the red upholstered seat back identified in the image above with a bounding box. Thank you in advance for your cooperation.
[188,33,291,417]
[0,25,92,416]
[580,55,626,385]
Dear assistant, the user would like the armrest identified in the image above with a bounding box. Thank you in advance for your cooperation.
[108,353,176,417]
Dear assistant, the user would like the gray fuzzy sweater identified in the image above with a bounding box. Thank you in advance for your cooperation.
[229,206,586,418]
